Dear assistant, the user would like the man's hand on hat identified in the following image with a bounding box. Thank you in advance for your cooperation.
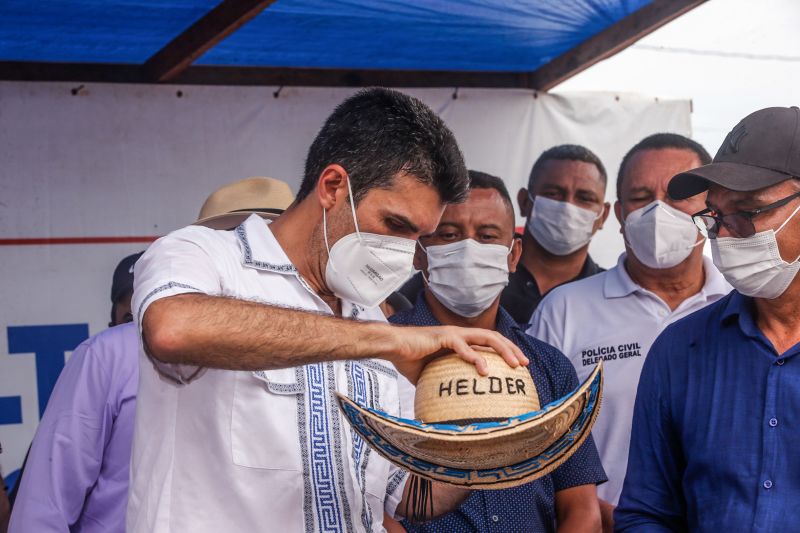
[386,325,528,385]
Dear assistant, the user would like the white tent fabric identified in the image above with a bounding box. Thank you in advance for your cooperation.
[0,82,690,478]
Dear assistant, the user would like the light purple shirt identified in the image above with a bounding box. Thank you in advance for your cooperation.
[9,323,138,533]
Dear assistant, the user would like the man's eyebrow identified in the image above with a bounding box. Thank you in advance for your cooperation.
[538,183,568,193]
[625,186,653,196]
[385,212,420,233]
[476,223,503,232]
[575,187,601,198]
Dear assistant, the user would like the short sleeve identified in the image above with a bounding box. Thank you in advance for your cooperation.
[526,292,564,351]
[132,225,225,325]
[384,467,409,518]
[547,352,608,491]
[132,225,225,383]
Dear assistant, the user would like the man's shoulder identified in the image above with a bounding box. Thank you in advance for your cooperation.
[150,224,238,258]
[538,268,611,310]
[514,330,574,377]
[78,323,140,369]
[659,291,734,343]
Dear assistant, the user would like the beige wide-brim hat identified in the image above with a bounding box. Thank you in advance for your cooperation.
[194,176,295,230]
[337,352,603,490]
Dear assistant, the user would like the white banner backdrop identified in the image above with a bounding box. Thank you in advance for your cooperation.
[0,82,690,484]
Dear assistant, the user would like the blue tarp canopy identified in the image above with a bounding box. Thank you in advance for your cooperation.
[0,0,693,89]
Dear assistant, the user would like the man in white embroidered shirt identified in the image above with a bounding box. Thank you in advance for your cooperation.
[527,133,731,531]
[127,88,527,533]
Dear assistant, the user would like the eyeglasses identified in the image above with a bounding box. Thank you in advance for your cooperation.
[692,190,800,238]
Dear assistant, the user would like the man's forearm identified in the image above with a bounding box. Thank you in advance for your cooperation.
[143,293,400,371]
[599,499,614,533]
[143,293,527,382]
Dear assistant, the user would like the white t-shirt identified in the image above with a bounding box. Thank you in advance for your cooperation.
[527,254,730,505]
[127,215,408,533]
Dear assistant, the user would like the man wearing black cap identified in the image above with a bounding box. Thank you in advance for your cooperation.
[616,107,800,531]
[109,252,144,327]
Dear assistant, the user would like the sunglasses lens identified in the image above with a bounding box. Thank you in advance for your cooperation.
[693,215,715,238]
[723,214,756,238]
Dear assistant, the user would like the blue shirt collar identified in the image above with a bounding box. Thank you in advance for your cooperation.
[404,291,523,339]
[720,290,761,340]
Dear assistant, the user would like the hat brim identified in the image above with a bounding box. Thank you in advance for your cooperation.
[337,362,602,489]
[669,161,793,200]
[193,209,282,230]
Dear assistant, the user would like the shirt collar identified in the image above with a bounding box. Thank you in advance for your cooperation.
[720,290,762,337]
[234,214,298,275]
[604,252,731,300]
[406,291,523,337]
[603,253,639,299]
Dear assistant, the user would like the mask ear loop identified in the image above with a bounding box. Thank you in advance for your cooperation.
[344,174,362,241]
[417,240,431,284]
[323,175,362,274]
[774,200,800,263]
[322,206,337,273]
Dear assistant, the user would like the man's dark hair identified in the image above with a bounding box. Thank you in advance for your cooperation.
[468,170,516,221]
[528,144,607,191]
[297,88,468,205]
[617,133,711,199]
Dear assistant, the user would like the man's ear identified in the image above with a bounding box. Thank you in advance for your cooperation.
[508,236,523,273]
[614,200,624,234]
[596,201,611,231]
[517,188,533,218]
[316,164,349,210]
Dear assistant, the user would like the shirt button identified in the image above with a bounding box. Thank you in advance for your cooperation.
[491,515,499,522]
[769,417,778,427]
[763,480,773,489]
[777,359,785,366]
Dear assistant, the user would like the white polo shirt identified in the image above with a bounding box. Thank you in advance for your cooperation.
[127,214,408,533]
[527,254,730,505]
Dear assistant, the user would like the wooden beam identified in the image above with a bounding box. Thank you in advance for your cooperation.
[0,61,145,83]
[530,0,707,91]
[0,61,536,89]
[143,0,277,82]
[173,66,536,88]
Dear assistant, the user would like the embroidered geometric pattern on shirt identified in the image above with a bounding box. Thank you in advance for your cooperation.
[235,224,297,273]
[386,469,408,500]
[252,370,305,394]
[136,281,200,324]
[326,362,354,531]
[306,363,345,533]
[296,366,316,533]
[359,359,398,379]
[348,362,373,531]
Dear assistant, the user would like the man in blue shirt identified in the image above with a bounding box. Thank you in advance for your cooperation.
[391,170,606,532]
[616,106,800,531]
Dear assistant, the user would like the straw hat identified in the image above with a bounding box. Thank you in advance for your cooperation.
[337,351,602,489]
[194,177,295,230]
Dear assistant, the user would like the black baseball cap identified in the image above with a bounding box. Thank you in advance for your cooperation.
[669,106,800,200]
[111,251,144,304]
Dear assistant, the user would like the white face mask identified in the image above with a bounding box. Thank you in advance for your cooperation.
[423,239,511,318]
[624,200,703,269]
[711,203,800,299]
[323,179,417,309]
[527,195,601,256]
